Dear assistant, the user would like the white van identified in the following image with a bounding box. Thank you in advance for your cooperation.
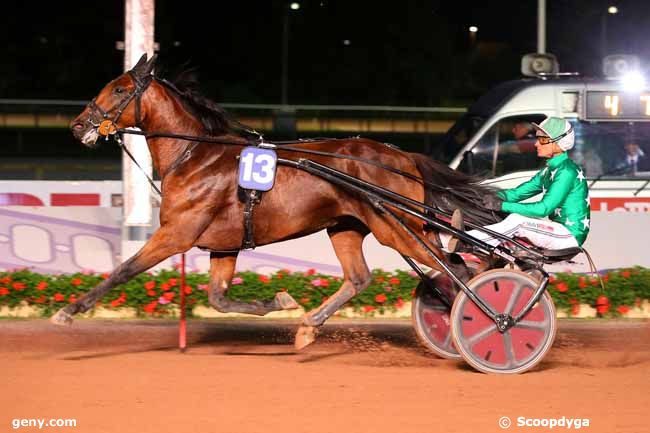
[437,55,650,270]
[443,70,650,211]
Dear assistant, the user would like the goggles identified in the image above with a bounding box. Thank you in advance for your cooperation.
[536,125,574,145]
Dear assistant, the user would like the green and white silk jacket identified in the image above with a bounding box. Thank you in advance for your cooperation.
[496,152,590,246]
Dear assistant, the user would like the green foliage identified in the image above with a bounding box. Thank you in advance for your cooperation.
[0,266,648,318]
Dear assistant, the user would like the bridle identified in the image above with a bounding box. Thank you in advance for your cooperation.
[86,70,153,136]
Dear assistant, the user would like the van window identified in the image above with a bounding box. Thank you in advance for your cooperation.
[571,121,650,178]
[458,115,546,176]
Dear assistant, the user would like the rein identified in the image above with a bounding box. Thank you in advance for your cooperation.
[89,72,480,214]
[108,127,471,205]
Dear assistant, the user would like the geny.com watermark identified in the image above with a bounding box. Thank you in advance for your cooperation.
[499,416,590,429]
[11,418,77,430]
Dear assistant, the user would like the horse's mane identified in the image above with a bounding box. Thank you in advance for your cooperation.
[155,69,257,138]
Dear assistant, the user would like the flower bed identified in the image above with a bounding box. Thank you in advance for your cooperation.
[0,267,648,318]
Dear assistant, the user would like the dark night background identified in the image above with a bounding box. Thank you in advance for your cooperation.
[2,0,649,106]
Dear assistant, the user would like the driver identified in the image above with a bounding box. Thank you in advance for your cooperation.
[446,116,590,253]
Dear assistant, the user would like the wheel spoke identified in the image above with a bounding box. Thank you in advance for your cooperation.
[504,281,524,315]
[503,332,516,368]
[442,329,453,349]
[466,323,498,346]
[516,319,549,330]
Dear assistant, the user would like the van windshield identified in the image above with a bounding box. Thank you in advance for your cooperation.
[438,113,486,163]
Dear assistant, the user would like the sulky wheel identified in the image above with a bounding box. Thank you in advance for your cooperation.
[450,269,556,374]
[412,270,461,359]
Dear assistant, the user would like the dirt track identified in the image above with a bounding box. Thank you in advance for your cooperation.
[1,318,648,433]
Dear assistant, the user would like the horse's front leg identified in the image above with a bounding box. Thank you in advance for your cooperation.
[207,252,299,315]
[50,225,192,325]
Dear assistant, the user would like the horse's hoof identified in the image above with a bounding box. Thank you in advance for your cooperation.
[294,325,318,350]
[275,291,299,310]
[50,308,74,326]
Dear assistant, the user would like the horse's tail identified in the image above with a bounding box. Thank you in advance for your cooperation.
[408,152,502,227]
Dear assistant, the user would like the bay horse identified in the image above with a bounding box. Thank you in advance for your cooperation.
[55,54,499,348]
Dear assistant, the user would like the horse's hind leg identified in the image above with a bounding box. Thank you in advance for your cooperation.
[207,252,299,315]
[295,225,372,350]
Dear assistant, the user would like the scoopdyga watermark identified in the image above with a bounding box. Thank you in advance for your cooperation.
[499,416,591,429]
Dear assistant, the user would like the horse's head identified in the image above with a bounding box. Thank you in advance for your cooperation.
[70,53,157,147]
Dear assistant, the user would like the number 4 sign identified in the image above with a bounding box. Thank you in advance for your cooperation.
[237,146,278,191]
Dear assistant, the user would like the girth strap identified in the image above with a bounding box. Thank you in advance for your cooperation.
[241,189,263,250]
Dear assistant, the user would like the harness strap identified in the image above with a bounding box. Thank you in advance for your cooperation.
[241,189,263,250]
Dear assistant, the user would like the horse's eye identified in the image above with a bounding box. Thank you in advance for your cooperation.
[114,87,125,94]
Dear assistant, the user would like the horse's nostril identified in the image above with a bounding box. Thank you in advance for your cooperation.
[73,123,85,130]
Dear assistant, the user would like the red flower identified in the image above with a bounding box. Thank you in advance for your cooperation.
[548,275,557,284]
[571,304,580,316]
[34,295,47,304]
[183,285,192,295]
[163,291,175,301]
[0,287,9,296]
[147,290,157,297]
[602,274,610,283]
[410,289,416,298]
[144,280,156,290]
[620,270,631,279]
[53,293,65,302]
[590,278,600,286]
[0,276,10,284]
[168,278,178,287]
[258,275,270,284]
[299,297,310,304]
[110,299,123,308]
[101,273,110,280]
[555,282,569,293]
[388,277,400,285]
[616,305,630,314]
[68,294,77,303]
[363,305,375,313]
[71,278,82,286]
[160,283,171,291]
[595,295,610,314]
[275,273,284,280]
[375,276,385,283]
[36,281,48,291]
[395,297,405,309]
[12,282,26,291]
[143,301,157,314]
[578,277,587,289]
[375,293,387,303]
[569,298,578,304]
[305,268,316,276]
[635,297,642,308]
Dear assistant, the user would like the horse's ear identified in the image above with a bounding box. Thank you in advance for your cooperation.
[132,53,148,71]
[142,53,157,76]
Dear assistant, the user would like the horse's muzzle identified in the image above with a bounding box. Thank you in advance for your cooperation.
[70,120,99,146]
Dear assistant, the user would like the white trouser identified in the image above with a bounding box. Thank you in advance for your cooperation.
[467,213,579,249]
[442,213,579,251]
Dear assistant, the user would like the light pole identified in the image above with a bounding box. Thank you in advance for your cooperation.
[601,5,618,58]
[281,2,300,105]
